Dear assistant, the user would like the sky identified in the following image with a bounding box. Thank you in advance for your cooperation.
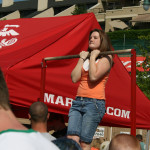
[0,0,27,4]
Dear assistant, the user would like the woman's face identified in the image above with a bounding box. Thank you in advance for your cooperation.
[89,31,101,51]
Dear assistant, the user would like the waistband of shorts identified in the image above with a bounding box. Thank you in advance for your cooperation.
[76,96,105,101]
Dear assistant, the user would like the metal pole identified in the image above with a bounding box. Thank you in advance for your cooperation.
[123,34,126,49]
[40,59,47,102]
[44,49,132,61]
[146,130,150,150]
[131,49,136,136]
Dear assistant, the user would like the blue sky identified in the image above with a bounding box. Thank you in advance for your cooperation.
[0,0,27,4]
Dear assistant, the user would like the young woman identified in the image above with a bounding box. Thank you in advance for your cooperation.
[67,29,113,150]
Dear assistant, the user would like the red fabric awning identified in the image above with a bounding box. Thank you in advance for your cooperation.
[119,56,147,72]
[0,13,150,129]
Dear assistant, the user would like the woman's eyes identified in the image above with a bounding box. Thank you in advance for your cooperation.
[90,36,99,39]
[94,37,98,39]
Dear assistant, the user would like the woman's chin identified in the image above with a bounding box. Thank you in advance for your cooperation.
[89,48,98,51]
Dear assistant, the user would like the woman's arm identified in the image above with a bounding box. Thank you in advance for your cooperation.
[71,51,89,83]
[89,50,112,82]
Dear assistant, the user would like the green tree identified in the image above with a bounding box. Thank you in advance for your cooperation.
[136,35,150,99]
[71,4,87,15]
[1,18,7,20]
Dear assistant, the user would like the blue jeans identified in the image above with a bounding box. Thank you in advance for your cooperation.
[67,96,106,143]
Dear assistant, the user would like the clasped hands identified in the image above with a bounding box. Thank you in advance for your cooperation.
[80,50,100,60]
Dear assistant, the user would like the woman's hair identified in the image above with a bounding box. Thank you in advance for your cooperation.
[88,29,112,53]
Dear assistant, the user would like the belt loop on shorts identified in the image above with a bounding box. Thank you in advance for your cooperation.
[80,97,84,100]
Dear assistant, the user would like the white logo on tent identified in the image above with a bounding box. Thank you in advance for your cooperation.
[0,24,19,49]
[44,93,131,119]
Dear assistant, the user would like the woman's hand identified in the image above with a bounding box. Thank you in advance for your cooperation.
[71,51,89,83]
[79,51,89,60]
[90,50,100,59]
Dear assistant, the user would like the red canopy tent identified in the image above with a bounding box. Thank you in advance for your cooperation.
[0,13,150,129]
[120,56,147,72]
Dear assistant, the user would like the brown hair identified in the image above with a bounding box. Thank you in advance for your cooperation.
[88,29,112,53]
[0,68,10,110]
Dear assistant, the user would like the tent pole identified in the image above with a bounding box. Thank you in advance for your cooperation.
[40,59,47,102]
[146,130,150,150]
[131,49,136,136]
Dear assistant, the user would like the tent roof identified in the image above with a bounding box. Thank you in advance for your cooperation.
[0,13,150,129]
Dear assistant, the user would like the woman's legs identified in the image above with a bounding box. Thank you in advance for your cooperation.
[79,99,106,150]
[67,98,105,150]
[67,98,82,146]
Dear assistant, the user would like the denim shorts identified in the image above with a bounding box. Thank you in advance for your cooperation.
[67,96,106,143]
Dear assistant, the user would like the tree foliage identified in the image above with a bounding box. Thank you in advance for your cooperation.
[107,29,150,40]
[136,35,150,99]
[1,18,7,20]
[71,4,87,15]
